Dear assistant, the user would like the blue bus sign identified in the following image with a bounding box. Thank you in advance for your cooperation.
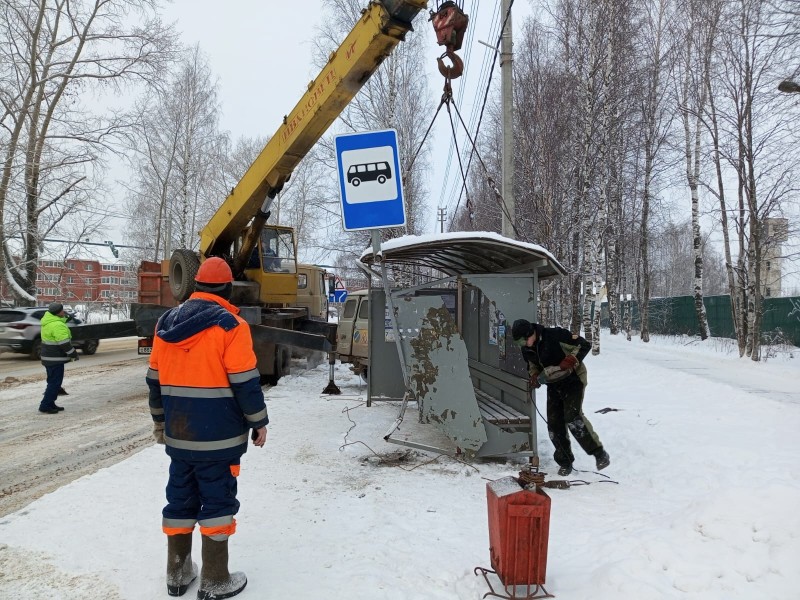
[335,129,406,231]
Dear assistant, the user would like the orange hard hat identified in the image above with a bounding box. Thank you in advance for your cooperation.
[195,257,233,284]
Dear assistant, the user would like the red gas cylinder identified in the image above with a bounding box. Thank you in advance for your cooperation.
[486,476,551,586]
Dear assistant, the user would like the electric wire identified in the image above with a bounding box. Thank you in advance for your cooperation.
[446,1,515,231]
[434,0,481,230]
[338,402,479,473]
[443,4,498,208]
[441,5,500,222]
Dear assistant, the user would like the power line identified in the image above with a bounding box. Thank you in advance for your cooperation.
[435,0,482,227]
[442,2,502,224]
[446,0,514,230]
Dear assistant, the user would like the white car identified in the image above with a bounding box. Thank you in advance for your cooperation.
[0,307,99,360]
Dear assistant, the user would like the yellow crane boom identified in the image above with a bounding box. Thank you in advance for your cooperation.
[199,0,428,273]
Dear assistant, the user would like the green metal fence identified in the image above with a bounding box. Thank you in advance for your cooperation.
[601,295,800,346]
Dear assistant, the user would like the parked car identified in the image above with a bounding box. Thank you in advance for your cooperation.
[0,307,99,360]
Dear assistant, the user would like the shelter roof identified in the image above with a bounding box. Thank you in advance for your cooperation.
[358,232,566,279]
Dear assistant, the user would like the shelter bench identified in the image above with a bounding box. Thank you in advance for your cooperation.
[469,359,532,430]
[474,388,531,427]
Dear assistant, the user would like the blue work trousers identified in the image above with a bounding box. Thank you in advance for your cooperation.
[163,458,241,529]
[40,363,64,411]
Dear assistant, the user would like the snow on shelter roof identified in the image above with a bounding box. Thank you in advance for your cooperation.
[358,231,567,279]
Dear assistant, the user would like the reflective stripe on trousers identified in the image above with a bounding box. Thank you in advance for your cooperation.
[162,458,241,540]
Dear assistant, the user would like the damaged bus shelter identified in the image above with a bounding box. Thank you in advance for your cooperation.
[357,232,566,459]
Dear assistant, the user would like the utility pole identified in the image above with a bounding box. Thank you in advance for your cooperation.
[500,0,515,239]
[437,207,447,233]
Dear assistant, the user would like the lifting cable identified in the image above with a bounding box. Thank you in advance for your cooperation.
[446,0,522,238]
[404,0,524,241]
[387,1,526,450]
[406,0,513,231]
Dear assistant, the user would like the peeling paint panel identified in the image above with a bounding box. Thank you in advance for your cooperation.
[395,295,488,452]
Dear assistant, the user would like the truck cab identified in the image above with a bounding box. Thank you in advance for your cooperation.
[296,264,329,321]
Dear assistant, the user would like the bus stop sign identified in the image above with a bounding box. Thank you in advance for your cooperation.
[335,129,406,231]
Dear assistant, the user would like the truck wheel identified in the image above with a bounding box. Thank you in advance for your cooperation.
[169,249,200,302]
[261,347,291,387]
[279,346,291,375]
[82,340,99,355]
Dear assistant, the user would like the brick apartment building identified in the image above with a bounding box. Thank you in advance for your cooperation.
[0,256,138,308]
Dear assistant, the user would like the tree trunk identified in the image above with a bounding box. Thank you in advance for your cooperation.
[705,73,744,355]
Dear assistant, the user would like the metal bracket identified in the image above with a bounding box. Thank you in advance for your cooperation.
[474,567,554,600]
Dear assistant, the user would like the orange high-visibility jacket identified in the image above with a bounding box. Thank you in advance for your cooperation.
[146,292,268,461]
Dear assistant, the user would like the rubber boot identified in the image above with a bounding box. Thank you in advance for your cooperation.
[197,535,247,600]
[167,533,198,596]
[594,448,611,471]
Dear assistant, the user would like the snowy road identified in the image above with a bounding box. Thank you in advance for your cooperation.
[0,339,151,516]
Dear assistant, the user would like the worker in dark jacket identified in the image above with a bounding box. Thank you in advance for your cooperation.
[146,257,268,599]
[39,302,79,414]
[511,319,610,476]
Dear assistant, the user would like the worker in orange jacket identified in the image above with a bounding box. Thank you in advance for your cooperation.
[146,257,268,599]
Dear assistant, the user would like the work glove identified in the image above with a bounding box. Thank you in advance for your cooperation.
[70,353,80,361]
[541,365,571,384]
[559,355,578,371]
[153,422,165,445]
[528,372,542,389]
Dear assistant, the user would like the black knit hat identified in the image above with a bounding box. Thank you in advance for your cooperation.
[195,281,233,300]
[511,319,535,341]
[48,302,64,315]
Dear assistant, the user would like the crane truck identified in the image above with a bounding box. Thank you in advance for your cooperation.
[127,0,469,386]
[71,0,469,386]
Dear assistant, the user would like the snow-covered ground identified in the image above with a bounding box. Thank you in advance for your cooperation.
[1,332,798,600]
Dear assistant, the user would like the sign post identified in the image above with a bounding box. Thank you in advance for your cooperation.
[334,128,410,395]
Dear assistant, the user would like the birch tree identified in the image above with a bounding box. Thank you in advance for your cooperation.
[275,147,338,265]
[124,45,225,262]
[676,0,719,340]
[701,4,746,354]
[711,0,799,360]
[0,0,176,304]
[636,0,676,342]
[567,1,603,334]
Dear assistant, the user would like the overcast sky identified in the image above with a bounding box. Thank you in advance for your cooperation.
[157,0,535,235]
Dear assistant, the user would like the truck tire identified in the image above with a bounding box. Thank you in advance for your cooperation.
[82,339,99,355]
[279,346,291,376]
[261,346,290,387]
[169,249,200,302]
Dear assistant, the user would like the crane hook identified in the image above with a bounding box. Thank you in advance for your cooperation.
[437,49,464,80]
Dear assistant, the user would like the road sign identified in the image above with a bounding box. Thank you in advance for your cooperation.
[335,129,406,231]
[329,290,348,303]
